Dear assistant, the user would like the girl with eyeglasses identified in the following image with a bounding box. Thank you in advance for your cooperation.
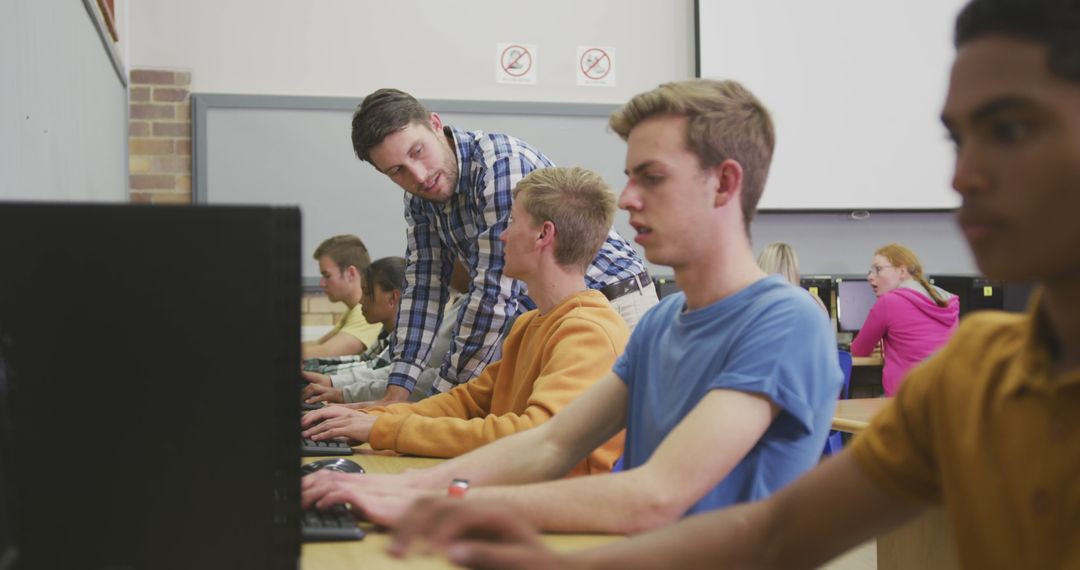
[851,243,959,396]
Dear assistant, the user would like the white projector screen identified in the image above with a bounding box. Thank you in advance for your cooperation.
[697,0,967,210]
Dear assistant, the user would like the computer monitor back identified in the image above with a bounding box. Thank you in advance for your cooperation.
[0,203,301,570]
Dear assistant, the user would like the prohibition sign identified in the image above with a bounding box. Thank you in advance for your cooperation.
[580,48,611,80]
[500,45,533,77]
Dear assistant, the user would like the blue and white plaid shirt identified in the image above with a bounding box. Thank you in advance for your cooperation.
[389,126,645,394]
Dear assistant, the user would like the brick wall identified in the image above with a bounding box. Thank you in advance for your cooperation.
[128,69,192,204]
[302,293,348,327]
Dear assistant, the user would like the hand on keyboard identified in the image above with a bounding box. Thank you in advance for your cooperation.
[301,504,365,542]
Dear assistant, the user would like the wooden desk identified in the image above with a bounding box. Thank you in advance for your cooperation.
[831,397,889,433]
[852,354,883,367]
[832,399,960,570]
[301,449,621,569]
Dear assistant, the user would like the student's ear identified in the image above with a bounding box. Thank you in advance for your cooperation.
[344,265,360,281]
[713,159,744,208]
[389,290,401,307]
[537,220,557,248]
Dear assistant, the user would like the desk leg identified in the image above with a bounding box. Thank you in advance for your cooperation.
[877,508,960,570]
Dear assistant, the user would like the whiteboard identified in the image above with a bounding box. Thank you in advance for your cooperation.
[192,95,651,284]
[697,0,967,210]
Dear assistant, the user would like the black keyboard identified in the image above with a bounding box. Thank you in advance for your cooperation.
[301,437,354,456]
[301,504,365,542]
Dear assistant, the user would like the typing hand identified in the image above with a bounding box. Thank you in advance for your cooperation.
[304,382,345,404]
[302,370,333,387]
[389,497,570,569]
[302,407,377,444]
[302,470,437,527]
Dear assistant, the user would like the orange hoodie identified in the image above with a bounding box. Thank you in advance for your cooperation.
[367,289,627,476]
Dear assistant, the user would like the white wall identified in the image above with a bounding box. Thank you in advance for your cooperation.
[1,0,128,203]
[128,0,695,102]
[129,0,978,276]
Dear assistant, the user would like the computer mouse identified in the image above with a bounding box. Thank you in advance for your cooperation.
[301,457,365,476]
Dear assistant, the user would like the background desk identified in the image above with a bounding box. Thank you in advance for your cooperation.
[832,399,960,570]
[850,354,885,398]
[301,449,621,569]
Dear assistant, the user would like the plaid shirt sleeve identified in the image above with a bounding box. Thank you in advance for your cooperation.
[387,201,454,394]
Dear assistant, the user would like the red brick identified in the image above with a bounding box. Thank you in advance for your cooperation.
[130,86,150,102]
[152,122,191,137]
[128,121,150,137]
[130,69,175,85]
[175,140,192,155]
[175,71,192,87]
[130,138,174,155]
[130,104,175,120]
[130,174,175,190]
[130,192,154,204]
[176,174,192,191]
[175,102,191,120]
[152,88,189,103]
[152,156,191,174]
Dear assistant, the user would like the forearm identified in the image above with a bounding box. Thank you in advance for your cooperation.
[410,423,576,488]
[569,501,773,569]
[472,468,684,534]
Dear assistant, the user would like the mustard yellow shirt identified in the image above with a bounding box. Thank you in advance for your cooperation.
[368,290,627,476]
[851,295,1080,569]
[331,304,381,351]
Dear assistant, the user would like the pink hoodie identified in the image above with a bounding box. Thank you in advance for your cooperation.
[851,285,959,396]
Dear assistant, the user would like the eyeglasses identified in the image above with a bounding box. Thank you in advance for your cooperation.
[867,265,894,277]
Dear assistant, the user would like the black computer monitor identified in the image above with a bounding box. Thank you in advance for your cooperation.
[799,276,834,319]
[836,277,877,333]
[0,203,301,570]
[931,274,1036,316]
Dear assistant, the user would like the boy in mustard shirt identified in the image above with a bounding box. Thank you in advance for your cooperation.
[302,167,627,475]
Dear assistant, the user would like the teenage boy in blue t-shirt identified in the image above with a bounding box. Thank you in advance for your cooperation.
[301,78,841,534]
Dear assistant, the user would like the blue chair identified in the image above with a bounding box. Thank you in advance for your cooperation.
[823,350,853,456]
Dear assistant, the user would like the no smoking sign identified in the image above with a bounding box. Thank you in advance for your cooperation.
[496,43,537,84]
[576,46,616,87]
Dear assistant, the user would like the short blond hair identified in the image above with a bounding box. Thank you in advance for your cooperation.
[609,79,775,230]
[512,167,615,273]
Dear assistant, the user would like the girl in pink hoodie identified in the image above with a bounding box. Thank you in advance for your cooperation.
[851,244,959,396]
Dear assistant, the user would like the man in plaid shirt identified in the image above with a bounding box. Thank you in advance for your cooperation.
[351,89,656,406]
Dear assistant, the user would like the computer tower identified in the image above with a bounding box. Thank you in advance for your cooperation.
[930,274,1002,316]
[652,276,682,300]
[0,203,301,570]
[799,276,834,320]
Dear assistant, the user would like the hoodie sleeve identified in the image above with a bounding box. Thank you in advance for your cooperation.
[851,295,889,356]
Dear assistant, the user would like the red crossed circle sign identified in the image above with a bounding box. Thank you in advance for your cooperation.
[500,45,533,77]
[579,48,611,80]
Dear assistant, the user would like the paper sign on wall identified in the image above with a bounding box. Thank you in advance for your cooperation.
[576,46,616,87]
[496,43,537,84]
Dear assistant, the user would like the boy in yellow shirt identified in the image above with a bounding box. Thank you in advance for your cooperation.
[302,234,382,359]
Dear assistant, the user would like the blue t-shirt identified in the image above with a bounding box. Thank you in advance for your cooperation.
[612,274,841,517]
